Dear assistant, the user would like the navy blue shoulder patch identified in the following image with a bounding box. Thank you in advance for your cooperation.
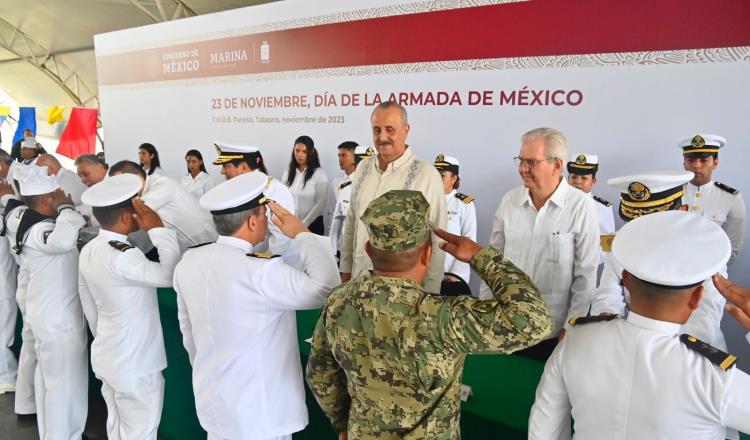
[680,334,737,371]
[188,241,214,249]
[714,181,738,195]
[455,192,474,204]
[109,240,135,252]
[247,252,280,259]
[593,195,613,207]
[568,314,618,326]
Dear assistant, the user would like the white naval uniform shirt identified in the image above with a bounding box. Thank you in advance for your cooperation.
[444,190,477,282]
[340,147,447,293]
[684,181,746,265]
[324,172,351,234]
[180,171,217,200]
[282,167,328,226]
[4,201,27,309]
[529,313,750,440]
[55,168,88,207]
[590,193,615,264]
[480,179,599,337]
[142,174,217,253]
[173,233,339,440]
[329,179,352,254]
[78,227,180,381]
[590,250,729,349]
[21,208,86,339]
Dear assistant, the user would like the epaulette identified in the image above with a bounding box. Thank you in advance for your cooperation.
[188,241,213,249]
[109,240,135,252]
[568,314,618,326]
[339,181,352,190]
[680,334,737,371]
[714,181,738,196]
[593,195,613,207]
[455,192,474,204]
[247,252,280,259]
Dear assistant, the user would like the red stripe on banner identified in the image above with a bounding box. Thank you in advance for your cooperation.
[97,0,750,85]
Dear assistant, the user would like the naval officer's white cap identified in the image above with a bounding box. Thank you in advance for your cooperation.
[608,171,694,221]
[14,164,59,196]
[213,142,260,165]
[677,134,726,155]
[433,153,460,173]
[200,170,269,215]
[613,210,730,288]
[567,153,599,175]
[81,174,142,209]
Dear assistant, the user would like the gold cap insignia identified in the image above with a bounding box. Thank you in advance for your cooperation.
[366,147,375,155]
[576,154,587,165]
[435,153,444,162]
[628,182,651,201]
[691,135,705,148]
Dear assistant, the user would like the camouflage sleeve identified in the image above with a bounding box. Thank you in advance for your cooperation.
[305,304,351,433]
[437,247,553,354]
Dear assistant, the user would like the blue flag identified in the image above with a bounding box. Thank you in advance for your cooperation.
[12,107,36,144]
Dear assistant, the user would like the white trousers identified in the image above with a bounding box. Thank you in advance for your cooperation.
[34,330,88,440]
[0,294,18,385]
[14,296,36,415]
[100,372,165,440]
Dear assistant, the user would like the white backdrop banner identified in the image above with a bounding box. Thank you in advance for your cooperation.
[95,0,750,355]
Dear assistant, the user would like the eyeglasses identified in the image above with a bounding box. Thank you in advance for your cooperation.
[513,156,556,169]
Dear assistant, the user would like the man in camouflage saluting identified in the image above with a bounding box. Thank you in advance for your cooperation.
[306,190,552,439]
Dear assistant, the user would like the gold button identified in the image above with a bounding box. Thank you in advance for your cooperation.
[692,207,699,211]
[688,336,697,342]
[695,193,701,198]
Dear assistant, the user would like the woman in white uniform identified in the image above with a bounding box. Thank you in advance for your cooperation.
[180,149,216,199]
[434,154,477,296]
[283,135,328,235]
[138,143,163,177]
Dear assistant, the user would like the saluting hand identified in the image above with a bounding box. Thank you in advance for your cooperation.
[435,227,481,263]
[714,273,750,332]
[131,196,164,231]
[50,188,74,209]
[269,201,308,238]
[0,181,14,197]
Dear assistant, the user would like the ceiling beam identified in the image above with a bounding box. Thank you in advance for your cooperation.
[127,0,197,23]
[0,18,102,141]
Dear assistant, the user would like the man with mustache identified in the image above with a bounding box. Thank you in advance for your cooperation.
[339,101,446,292]
[680,134,745,266]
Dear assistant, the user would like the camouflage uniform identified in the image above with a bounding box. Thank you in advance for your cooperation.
[306,190,552,439]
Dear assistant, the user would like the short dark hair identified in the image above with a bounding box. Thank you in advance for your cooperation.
[369,236,431,272]
[109,160,146,179]
[337,141,358,151]
[626,272,701,301]
[93,205,134,228]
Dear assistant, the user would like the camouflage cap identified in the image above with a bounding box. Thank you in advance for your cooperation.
[361,190,430,252]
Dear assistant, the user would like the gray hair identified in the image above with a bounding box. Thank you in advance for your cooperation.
[521,127,568,163]
[75,154,107,168]
[0,149,11,165]
[371,101,408,125]
[212,206,263,236]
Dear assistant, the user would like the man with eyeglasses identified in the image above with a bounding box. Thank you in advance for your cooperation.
[480,127,599,361]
